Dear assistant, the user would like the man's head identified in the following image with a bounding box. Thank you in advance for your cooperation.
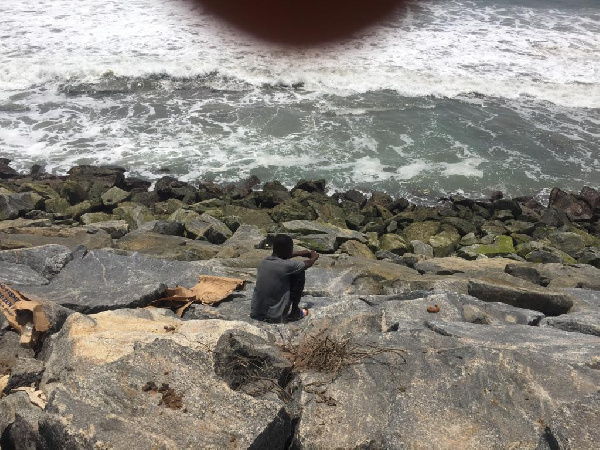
[272,234,294,259]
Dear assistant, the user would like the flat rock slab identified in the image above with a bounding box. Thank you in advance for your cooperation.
[540,311,600,337]
[506,262,600,289]
[0,228,112,251]
[415,256,518,275]
[468,274,573,315]
[37,309,291,450]
[0,244,73,279]
[0,261,49,285]
[115,231,220,260]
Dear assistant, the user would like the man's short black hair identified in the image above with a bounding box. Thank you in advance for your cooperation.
[272,234,294,259]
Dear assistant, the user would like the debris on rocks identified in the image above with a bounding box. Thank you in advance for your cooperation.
[0,283,51,346]
[427,304,441,313]
[141,381,183,410]
[150,275,246,316]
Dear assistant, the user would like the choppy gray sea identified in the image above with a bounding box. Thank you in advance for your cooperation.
[1,0,598,202]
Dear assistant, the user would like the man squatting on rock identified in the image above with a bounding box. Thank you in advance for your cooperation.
[251,234,319,322]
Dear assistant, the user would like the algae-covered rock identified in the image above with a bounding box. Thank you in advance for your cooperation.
[59,179,88,204]
[66,200,93,219]
[254,181,291,208]
[441,216,477,236]
[429,229,461,257]
[296,233,338,253]
[339,240,376,259]
[114,201,156,230]
[309,200,347,228]
[270,199,315,223]
[222,205,275,229]
[402,221,441,242]
[18,183,60,199]
[170,209,232,244]
[44,197,71,214]
[154,198,184,215]
[282,219,366,243]
[578,247,600,268]
[379,233,410,255]
[526,249,576,265]
[469,235,516,257]
[101,186,130,207]
[548,231,586,257]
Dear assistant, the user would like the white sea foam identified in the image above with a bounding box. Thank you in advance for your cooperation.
[1,0,599,107]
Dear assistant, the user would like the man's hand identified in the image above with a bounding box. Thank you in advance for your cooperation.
[304,250,319,268]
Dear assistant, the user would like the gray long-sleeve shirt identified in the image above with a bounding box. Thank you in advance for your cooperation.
[250,255,306,320]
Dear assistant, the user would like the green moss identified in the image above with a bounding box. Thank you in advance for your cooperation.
[473,235,515,256]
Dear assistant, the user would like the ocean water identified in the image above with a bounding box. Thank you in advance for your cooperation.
[0,0,598,202]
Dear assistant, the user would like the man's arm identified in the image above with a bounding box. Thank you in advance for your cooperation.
[301,250,319,268]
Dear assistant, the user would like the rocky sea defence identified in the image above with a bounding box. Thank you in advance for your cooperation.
[0,160,599,449]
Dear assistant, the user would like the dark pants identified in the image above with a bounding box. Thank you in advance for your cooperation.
[287,270,306,315]
[259,271,306,323]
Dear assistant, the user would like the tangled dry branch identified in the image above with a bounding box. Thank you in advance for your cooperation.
[283,331,408,377]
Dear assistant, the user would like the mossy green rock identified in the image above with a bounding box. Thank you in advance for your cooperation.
[379,233,410,255]
[309,201,347,228]
[60,180,88,205]
[270,200,315,223]
[429,229,461,257]
[155,198,184,215]
[339,240,376,259]
[67,201,94,220]
[511,233,532,246]
[568,227,599,247]
[101,187,130,207]
[548,232,586,257]
[526,249,576,265]
[403,221,441,242]
[44,197,71,214]
[481,220,507,236]
[472,235,515,257]
[19,183,60,199]
[114,202,156,230]
[296,233,337,253]
[222,205,274,229]
[515,241,545,258]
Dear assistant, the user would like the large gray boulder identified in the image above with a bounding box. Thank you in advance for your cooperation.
[13,248,172,313]
[0,192,44,220]
[290,320,600,449]
[36,309,292,449]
